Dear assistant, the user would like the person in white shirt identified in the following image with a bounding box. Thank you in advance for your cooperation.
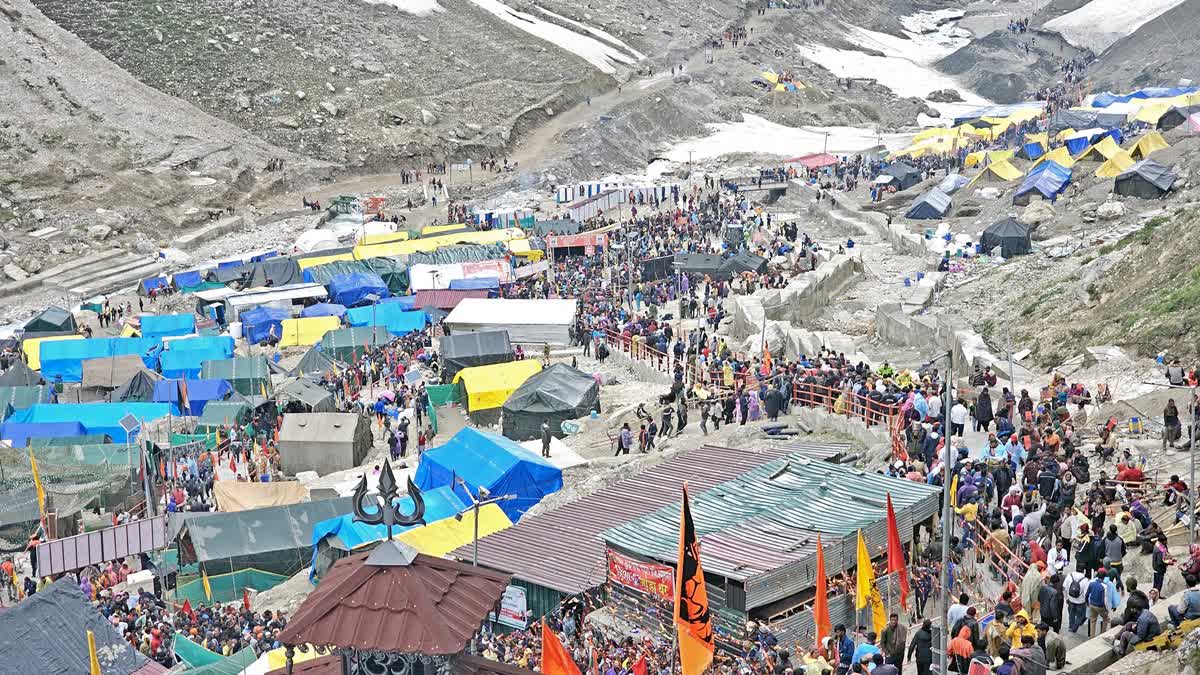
[1065,569,1090,633]
[950,400,969,438]
[927,393,943,421]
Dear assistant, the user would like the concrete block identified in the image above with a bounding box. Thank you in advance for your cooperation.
[172,215,244,250]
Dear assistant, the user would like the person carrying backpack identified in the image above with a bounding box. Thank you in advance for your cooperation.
[1065,569,1089,633]
[1086,572,1110,636]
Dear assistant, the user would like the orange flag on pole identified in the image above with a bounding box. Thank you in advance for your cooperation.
[541,619,582,675]
[675,483,714,675]
[885,493,911,610]
[813,533,832,650]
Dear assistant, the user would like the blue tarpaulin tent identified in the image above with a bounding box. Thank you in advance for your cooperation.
[380,296,417,310]
[240,306,290,344]
[6,403,170,442]
[345,305,426,336]
[328,273,389,307]
[217,260,244,269]
[1092,87,1198,108]
[40,337,161,383]
[1020,140,1046,160]
[1014,161,1072,205]
[173,270,204,288]
[413,427,562,521]
[904,188,952,220]
[152,378,234,416]
[140,314,196,339]
[0,421,87,448]
[168,336,235,355]
[448,277,499,291]
[309,486,467,566]
[161,349,229,379]
[140,276,169,295]
[299,303,347,318]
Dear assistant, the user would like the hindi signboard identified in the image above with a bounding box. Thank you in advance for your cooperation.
[607,548,675,601]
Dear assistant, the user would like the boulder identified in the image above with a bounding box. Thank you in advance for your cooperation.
[30,208,45,221]
[320,101,339,117]
[1096,201,1125,221]
[421,108,437,126]
[927,89,964,103]
[1019,200,1055,227]
[87,224,112,240]
[3,263,27,281]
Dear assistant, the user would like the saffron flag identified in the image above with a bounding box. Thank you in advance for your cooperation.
[28,450,46,521]
[885,493,911,610]
[763,341,772,371]
[201,569,213,602]
[675,483,714,675]
[178,379,191,416]
[632,655,648,675]
[813,534,832,649]
[87,630,102,675]
[855,529,886,633]
[243,588,252,611]
[229,454,237,473]
[181,599,196,621]
[541,619,582,675]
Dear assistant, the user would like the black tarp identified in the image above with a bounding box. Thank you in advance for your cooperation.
[23,306,76,334]
[1048,109,1127,134]
[905,188,953,220]
[439,330,513,383]
[980,217,1032,257]
[673,253,725,277]
[1157,105,1200,131]
[501,363,600,441]
[529,219,581,235]
[207,265,249,284]
[881,162,922,191]
[112,370,161,403]
[720,252,768,276]
[246,258,303,287]
[1114,159,1177,198]
[0,361,44,386]
[640,255,676,282]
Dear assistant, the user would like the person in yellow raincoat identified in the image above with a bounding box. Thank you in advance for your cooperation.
[1005,609,1038,649]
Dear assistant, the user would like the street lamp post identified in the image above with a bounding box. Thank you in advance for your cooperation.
[454,477,516,566]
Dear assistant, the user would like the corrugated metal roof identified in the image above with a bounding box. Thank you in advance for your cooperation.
[448,444,822,594]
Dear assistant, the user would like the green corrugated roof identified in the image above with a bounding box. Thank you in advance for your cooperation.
[601,454,941,564]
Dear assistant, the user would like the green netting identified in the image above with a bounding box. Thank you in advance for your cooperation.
[180,648,258,675]
[181,281,227,295]
[425,384,459,406]
[29,434,112,448]
[171,433,217,450]
[175,568,289,604]
[173,635,224,668]
[427,402,438,435]
[31,443,136,466]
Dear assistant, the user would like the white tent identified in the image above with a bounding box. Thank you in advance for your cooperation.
[444,298,578,344]
[293,229,341,253]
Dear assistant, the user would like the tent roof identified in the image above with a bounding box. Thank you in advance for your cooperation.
[984,216,1030,239]
[112,370,163,402]
[1076,135,1121,161]
[81,355,154,390]
[720,252,768,276]
[0,361,44,386]
[452,359,543,412]
[1117,159,1178,192]
[290,346,345,378]
[201,356,271,384]
[502,363,599,415]
[1129,131,1170,160]
[1095,150,1136,178]
[312,485,469,552]
[23,306,77,334]
[440,330,513,361]
[176,497,355,562]
[277,378,336,412]
[444,298,577,328]
[1032,147,1076,170]
[196,400,252,428]
[278,412,363,443]
[905,187,952,219]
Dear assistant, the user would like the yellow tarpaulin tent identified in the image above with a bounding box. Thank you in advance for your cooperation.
[120,323,141,338]
[968,159,1023,186]
[1095,150,1136,178]
[1076,135,1121,161]
[913,127,962,143]
[1054,128,1076,143]
[1031,146,1076,170]
[278,316,341,348]
[23,335,83,371]
[1133,102,1171,125]
[966,149,1015,167]
[452,359,542,412]
[422,223,468,236]
[1025,132,1049,146]
[397,502,512,556]
[507,238,544,261]
[963,151,986,168]
[355,228,523,260]
[1128,131,1170,160]
[358,230,411,246]
[296,251,355,271]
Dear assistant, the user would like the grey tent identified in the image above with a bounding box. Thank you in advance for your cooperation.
[673,253,726,277]
[0,578,161,674]
[980,217,1032,257]
[290,345,345,378]
[719,252,768,276]
[196,400,252,429]
[1048,109,1126,134]
[905,188,952,220]
[881,162,922,191]
[501,363,600,441]
[439,330,514,383]
[1114,159,1177,198]
[0,361,44,386]
[246,258,303,287]
[277,377,336,413]
[1157,105,1200,131]
[111,369,162,402]
[278,413,372,475]
[80,355,154,390]
[23,306,77,335]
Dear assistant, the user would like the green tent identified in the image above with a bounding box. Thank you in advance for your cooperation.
[195,400,253,429]
[200,356,272,396]
[306,257,409,294]
[320,326,390,361]
[172,635,258,674]
[0,385,52,413]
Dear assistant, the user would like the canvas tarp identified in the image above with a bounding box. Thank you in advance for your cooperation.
[345,304,426,336]
[81,355,155,389]
[246,258,303,288]
[1115,159,1177,198]
[0,361,43,387]
[111,369,163,402]
[212,481,308,512]
[176,496,355,565]
[1031,147,1076,171]
[201,356,272,396]
[161,348,229,379]
[719,252,769,276]
[168,335,236,356]
[327,272,389,307]
[0,385,51,411]
[277,413,372,475]
[5,402,170,442]
[277,377,336,412]
[1095,150,1136,178]
[23,306,77,334]
[139,313,196,339]
[0,421,86,447]
[881,161,921,190]
[413,427,562,521]
[320,326,390,361]
[196,400,252,429]
[980,217,1032,257]
[672,253,726,277]
[1014,161,1072,205]
[904,188,952,220]
[444,298,577,344]
[1129,131,1170,160]
[172,270,204,288]
[152,378,234,416]
[279,316,341,348]
[299,303,347,318]
[40,337,159,383]
[937,174,971,194]
[968,159,1023,185]
[1076,135,1122,161]
[312,485,468,553]
[240,306,291,345]
[439,330,514,383]
[453,359,542,412]
[290,346,345,378]
[501,363,599,441]
[21,335,82,372]
[1157,105,1200,131]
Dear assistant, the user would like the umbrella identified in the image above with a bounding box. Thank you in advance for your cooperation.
[378,390,396,402]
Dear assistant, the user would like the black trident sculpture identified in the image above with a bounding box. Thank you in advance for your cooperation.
[351,458,427,566]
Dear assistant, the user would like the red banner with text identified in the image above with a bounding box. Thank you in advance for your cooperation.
[607,548,675,601]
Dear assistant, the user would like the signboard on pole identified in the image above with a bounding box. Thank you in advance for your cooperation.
[606,548,675,601]
[492,585,529,628]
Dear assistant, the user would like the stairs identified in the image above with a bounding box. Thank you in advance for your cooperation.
[41,250,164,297]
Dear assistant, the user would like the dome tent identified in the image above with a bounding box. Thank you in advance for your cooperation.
[501,363,600,441]
[979,217,1032,258]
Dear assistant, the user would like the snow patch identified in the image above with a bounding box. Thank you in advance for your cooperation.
[666,113,913,162]
[533,5,647,60]
[465,0,640,74]
[1044,0,1185,53]
[361,0,445,16]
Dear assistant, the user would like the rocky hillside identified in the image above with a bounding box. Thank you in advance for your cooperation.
[1088,0,1200,89]
[937,29,1084,103]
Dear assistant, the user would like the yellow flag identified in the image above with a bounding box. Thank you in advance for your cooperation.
[855,530,886,633]
[261,382,268,399]
[201,569,212,601]
[87,630,102,675]
[215,427,223,449]
[949,473,959,508]
[28,450,46,521]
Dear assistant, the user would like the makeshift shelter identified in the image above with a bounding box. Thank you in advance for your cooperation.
[1156,105,1200,131]
[299,303,347,318]
[278,316,341,348]
[414,427,563,521]
[4,402,169,442]
[1031,147,1077,171]
[1017,135,1048,160]
[453,359,543,414]
[671,253,726,278]
[1114,160,1177,198]
[22,306,77,335]
[320,326,390,361]
[937,174,971,195]
[880,162,921,191]
[1128,131,1170,160]
[80,354,156,390]
[969,159,1023,186]
[501,364,599,441]
[0,361,44,386]
[439,330,514,383]
[195,400,253,431]
[327,272,389,307]
[786,152,839,170]
[139,313,196,340]
[904,188,952,220]
[201,356,272,396]
[1013,162,1072,205]
[964,150,1014,168]
[247,258,304,288]
[0,420,87,447]
[212,481,308,513]
[1076,135,1122,161]
[0,578,166,674]
[277,377,336,413]
[290,346,345,378]
[719,252,768,276]
[294,229,342,254]
[444,298,577,344]
[278,413,372,475]
[980,217,1033,258]
[240,306,291,345]
[345,304,426,336]
[110,369,163,403]
[1095,150,1137,178]
[22,335,83,372]
[152,378,233,416]
[0,384,52,412]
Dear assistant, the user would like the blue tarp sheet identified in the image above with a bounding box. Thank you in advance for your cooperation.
[250,251,279,263]
[413,427,562,521]
[140,314,196,339]
[152,378,234,416]
[345,305,426,336]
[141,276,169,294]
[1016,162,1072,204]
[0,421,87,448]
[328,273,389,307]
[300,303,347,318]
[6,403,170,442]
[1092,87,1198,108]
[161,349,230,379]
[309,486,468,566]
[40,337,161,383]
[380,296,417,310]
[173,270,204,288]
[217,260,244,269]
[1022,141,1046,160]
[240,306,290,344]
[167,336,235,356]
[448,277,499,290]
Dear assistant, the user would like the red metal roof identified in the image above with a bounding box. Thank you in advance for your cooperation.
[267,653,541,675]
[278,549,511,655]
[785,153,839,169]
[449,444,795,594]
[414,289,490,310]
